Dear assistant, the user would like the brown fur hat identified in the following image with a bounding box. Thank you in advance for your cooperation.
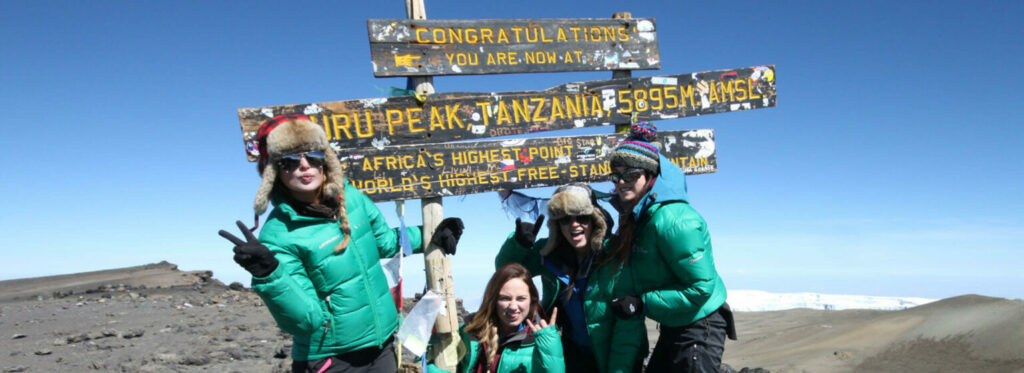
[541,183,607,256]
[252,115,350,252]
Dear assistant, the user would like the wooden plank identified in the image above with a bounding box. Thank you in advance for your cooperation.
[341,129,716,202]
[237,66,774,160]
[367,18,659,76]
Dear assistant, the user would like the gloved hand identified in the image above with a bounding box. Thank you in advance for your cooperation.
[513,215,545,248]
[611,295,644,319]
[430,217,464,255]
[218,220,278,278]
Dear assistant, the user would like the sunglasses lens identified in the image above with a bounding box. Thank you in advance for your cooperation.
[610,169,644,183]
[277,156,301,171]
[277,152,326,171]
[304,151,326,167]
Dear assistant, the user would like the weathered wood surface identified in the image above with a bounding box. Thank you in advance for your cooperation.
[237,66,773,161]
[367,18,659,76]
[342,129,716,202]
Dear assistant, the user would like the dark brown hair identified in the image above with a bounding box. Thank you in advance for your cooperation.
[464,263,540,372]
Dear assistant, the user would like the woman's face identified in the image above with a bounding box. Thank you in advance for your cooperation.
[559,215,592,250]
[612,167,651,205]
[277,152,324,202]
[496,278,531,333]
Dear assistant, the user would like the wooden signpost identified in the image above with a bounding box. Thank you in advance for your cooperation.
[236,65,775,160]
[368,18,660,76]
[236,3,775,371]
[341,129,716,202]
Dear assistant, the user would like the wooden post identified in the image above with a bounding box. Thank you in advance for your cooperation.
[406,1,462,371]
[612,12,633,134]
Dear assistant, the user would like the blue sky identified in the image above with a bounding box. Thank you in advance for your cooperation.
[2,1,1021,308]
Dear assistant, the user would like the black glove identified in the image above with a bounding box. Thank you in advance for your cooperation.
[430,217,464,255]
[218,220,278,278]
[513,215,545,248]
[611,295,644,319]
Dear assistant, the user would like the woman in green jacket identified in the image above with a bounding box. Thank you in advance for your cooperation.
[606,122,735,373]
[219,115,464,373]
[496,184,647,373]
[429,263,564,373]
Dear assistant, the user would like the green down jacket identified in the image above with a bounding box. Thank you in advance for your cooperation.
[251,182,423,361]
[428,315,565,373]
[495,236,647,373]
[613,154,727,327]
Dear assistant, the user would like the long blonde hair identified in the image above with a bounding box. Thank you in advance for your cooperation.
[464,263,540,373]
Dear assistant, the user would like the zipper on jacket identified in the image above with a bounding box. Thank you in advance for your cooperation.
[352,238,384,344]
[320,295,333,352]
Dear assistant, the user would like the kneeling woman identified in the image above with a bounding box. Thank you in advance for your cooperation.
[429,263,564,373]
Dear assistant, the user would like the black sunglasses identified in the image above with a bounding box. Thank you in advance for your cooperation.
[609,168,646,183]
[559,215,592,225]
[276,151,326,172]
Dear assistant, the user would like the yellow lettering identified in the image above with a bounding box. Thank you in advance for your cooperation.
[618,89,633,114]
[331,113,353,140]
[475,102,491,125]
[355,112,373,138]
[512,98,530,123]
[649,87,663,110]
[415,28,428,43]
[664,86,679,108]
[530,97,547,121]
[447,28,462,44]
[465,28,478,43]
[680,84,696,107]
[734,79,747,100]
[432,28,446,43]
[540,27,553,42]
[496,28,509,43]
[565,94,581,118]
[481,27,494,43]
[510,26,523,42]
[556,27,568,42]
[569,26,581,41]
[747,78,761,99]
[407,107,425,133]
[616,26,629,41]
[445,103,464,129]
[550,96,565,120]
[429,106,445,131]
[496,102,512,124]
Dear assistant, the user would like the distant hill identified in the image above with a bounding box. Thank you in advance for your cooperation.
[0,261,221,302]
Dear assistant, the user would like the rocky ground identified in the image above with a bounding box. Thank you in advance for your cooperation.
[2,263,1022,372]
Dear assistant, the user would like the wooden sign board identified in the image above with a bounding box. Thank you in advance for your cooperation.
[341,129,716,202]
[237,66,773,161]
[367,18,659,76]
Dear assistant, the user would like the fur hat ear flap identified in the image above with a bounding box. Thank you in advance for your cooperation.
[253,163,277,216]
[540,218,560,256]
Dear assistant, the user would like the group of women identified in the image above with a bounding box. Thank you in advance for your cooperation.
[219,116,734,373]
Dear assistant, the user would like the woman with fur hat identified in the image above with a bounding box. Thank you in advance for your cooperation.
[606,122,735,373]
[427,263,564,373]
[219,114,464,373]
[495,183,647,373]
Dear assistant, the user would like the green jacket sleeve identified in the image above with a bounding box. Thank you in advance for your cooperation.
[642,215,716,323]
[532,325,565,373]
[348,184,423,259]
[495,233,546,275]
[251,243,328,336]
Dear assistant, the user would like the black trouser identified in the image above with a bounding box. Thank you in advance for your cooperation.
[646,308,728,373]
[292,336,397,373]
